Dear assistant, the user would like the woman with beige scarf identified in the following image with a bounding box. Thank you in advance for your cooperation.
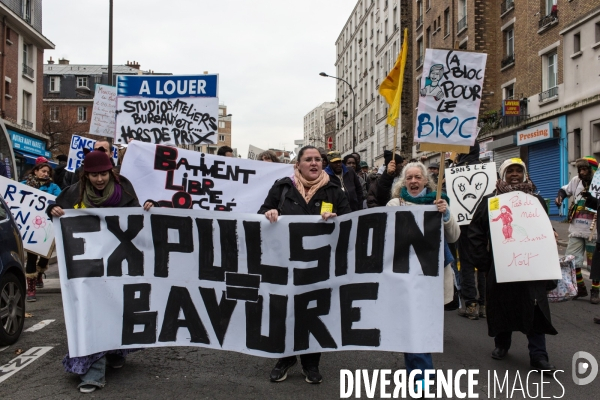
[258,145,351,384]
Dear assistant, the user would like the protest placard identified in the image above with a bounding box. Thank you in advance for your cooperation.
[414,49,487,148]
[590,168,600,198]
[114,75,219,146]
[488,192,561,283]
[120,141,293,213]
[446,162,496,225]
[54,206,444,358]
[89,84,117,137]
[0,176,55,257]
[66,135,118,173]
[247,145,265,160]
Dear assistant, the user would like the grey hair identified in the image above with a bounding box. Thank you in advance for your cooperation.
[391,161,437,199]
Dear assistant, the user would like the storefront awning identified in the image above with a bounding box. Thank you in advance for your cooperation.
[14,150,57,167]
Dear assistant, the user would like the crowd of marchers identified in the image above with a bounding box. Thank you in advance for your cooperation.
[5,140,598,394]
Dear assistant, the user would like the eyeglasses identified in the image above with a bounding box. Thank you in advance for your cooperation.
[301,157,323,163]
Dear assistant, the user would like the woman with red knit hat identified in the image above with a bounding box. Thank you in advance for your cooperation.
[46,149,154,394]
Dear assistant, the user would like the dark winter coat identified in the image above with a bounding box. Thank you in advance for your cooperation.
[467,192,558,337]
[53,164,68,189]
[258,177,352,217]
[454,142,481,167]
[46,175,141,217]
[366,169,396,208]
[324,164,364,211]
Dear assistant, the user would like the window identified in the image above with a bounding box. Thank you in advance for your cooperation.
[426,0,431,10]
[49,76,60,92]
[50,106,59,122]
[437,16,441,30]
[77,77,88,88]
[459,39,468,50]
[506,29,514,56]
[22,0,32,23]
[22,91,31,126]
[459,0,467,19]
[573,128,581,161]
[4,80,9,96]
[434,20,437,31]
[545,52,557,90]
[504,84,515,100]
[417,38,424,67]
[574,32,581,53]
[218,121,225,129]
[545,0,556,15]
[427,27,432,47]
[219,134,225,142]
[596,22,600,43]
[444,8,450,35]
[78,106,87,122]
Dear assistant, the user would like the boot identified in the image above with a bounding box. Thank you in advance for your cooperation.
[591,288,600,305]
[36,263,48,289]
[574,285,588,300]
[26,276,37,302]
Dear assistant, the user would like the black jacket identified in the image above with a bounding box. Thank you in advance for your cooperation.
[46,175,141,217]
[467,192,557,337]
[324,165,363,211]
[454,142,481,167]
[258,177,351,217]
[366,170,396,208]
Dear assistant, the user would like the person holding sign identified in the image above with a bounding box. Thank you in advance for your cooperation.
[386,161,460,385]
[46,149,154,394]
[467,158,558,371]
[259,145,351,384]
[21,161,62,301]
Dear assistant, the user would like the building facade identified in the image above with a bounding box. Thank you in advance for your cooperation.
[303,101,336,149]
[196,104,232,155]
[0,0,54,179]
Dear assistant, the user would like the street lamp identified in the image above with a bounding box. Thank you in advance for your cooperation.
[319,72,356,154]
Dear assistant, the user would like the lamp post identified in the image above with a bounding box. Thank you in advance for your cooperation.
[108,0,113,86]
[319,72,356,154]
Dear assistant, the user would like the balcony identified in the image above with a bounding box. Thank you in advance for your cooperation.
[538,14,558,30]
[539,86,558,102]
[416,15,423,29]
[416,55,423,68]
[500,0,514,16]
[501,53,515,68]
[21,119,33,129]
[457,16,467,33]
[22,63,34,78]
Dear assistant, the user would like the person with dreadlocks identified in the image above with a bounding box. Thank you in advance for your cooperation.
[555,156,599,304]
[468,158,558,371]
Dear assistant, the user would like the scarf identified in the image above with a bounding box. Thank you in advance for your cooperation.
[400,186,450,205]
[495,180,537,195]
[82,176,122,208]
[25,174,49,189]
[293,169,330,204]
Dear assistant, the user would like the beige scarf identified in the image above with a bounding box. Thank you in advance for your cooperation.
[294,169,330,204]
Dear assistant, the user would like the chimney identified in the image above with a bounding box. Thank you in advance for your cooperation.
[47,56,54,64]
[129,60,140,70]
[58,58,69,65]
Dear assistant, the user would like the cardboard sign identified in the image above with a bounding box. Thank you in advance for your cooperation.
[488,192,561,283]
[54,206,444,358]
[247,145,265,160]
[66,135,118,173]
[0,176,55,257]
[120,141,293,213]
[446,162,496,225]
[114,75,219,146]
[414,49,487,147]
[89,85,117,137]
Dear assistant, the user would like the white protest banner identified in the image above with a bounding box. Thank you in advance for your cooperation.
[120,141,293,212]
[54,206,444,358]
[446,162,496,225]
[89,84,117,137]
[488,192,561,283]
[414,49,487,147]
[590,169,600,199]
[114,75,219,146]
[0,176,55,257]
[247,145,265,160]
[66,135,118,173]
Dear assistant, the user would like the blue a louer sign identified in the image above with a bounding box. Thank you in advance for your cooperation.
[8,130,51,158]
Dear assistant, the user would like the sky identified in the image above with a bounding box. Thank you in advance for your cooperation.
[42,0,359,157]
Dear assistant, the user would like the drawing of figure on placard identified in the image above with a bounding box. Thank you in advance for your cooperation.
[492,205,514,243]
[420,64,445,101]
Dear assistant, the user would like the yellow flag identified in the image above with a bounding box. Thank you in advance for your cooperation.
[378,29,408,127]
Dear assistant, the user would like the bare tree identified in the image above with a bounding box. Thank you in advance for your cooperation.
[42,104,93,156]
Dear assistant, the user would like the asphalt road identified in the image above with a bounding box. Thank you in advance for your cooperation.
[1,233,598,399]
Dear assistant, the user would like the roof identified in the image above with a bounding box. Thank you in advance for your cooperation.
[43,64,169,76]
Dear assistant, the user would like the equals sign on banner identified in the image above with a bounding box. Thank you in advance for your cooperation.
[225,272,261,302]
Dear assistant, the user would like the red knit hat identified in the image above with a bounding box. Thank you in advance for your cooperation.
[83,149,113,172]
[35,156,48,165]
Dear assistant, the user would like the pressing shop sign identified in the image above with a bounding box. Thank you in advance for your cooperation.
[516,123,553,146]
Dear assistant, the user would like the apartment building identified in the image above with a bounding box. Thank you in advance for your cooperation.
[303,101,335,148]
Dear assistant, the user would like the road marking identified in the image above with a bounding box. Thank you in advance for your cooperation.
[0,346,8,353]
[24,319,55,332]
[0,347,53,383]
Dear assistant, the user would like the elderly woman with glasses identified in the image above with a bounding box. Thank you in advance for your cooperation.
[258,145,351,385]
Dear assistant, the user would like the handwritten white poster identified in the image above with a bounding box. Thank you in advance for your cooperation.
[66,135,118,173]
[446,162,496,225]
[89,84,117,137]
[414,49,487,147]
[488,192,561,283]
[0,176,55,257]
[247,145,265,160]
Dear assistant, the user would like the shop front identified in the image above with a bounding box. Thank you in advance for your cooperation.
[8,130,54,179]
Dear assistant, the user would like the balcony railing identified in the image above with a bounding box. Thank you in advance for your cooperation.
[457,16,467,32]
[416,15,423,29]
[538,14,558,30]
[22,63,34,78]
[416,55,423,68]
[21,119,33,129]
[500,0,514,15]
[539,86,558,102]
[501,53,515,68]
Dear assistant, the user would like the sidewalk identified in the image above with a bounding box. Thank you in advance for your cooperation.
[551,219,571,248]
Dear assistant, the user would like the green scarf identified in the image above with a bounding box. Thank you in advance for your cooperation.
[82,176,116,208]
[400,186,450,205]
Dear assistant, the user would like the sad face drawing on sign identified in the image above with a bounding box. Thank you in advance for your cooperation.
[452,172,489,214]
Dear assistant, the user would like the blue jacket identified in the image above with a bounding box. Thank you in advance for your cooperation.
[21,180,62,197]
